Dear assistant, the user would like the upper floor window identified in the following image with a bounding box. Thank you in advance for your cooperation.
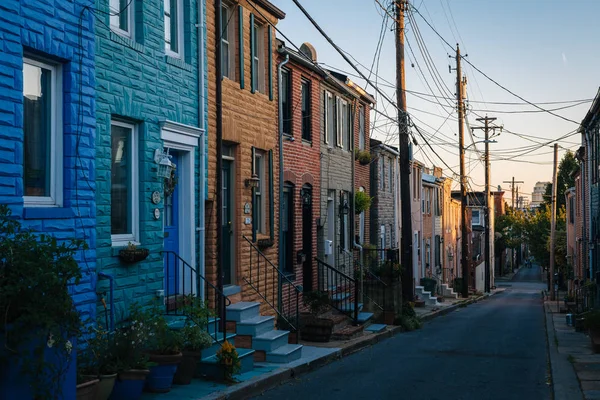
[110,0,134,38]
[337,98,350,150]
[251,21,265,93]
[324,90,335,146]
[281,69,291,135]
[471,209,481,226]
[359,106,365,150]
[301,80,311,141]
[221,4,236,79]
[165,0,184,58]
[425,187,431,214]
[379,157,385,191]
[23,58,63,207]
[388,157,393,191]
[111,120,139,245]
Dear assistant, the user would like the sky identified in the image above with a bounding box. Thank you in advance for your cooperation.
[272,0,600,203]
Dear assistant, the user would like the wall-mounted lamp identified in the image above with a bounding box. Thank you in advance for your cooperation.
[245,174,260,189]
[154,148,174,179]
[339,200,349,215]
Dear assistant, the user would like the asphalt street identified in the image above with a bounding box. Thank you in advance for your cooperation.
[252,267,550,400]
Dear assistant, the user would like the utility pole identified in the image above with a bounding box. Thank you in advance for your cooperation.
[503,177,524,209]
[472,116,499,293]
[550,143,559,301]
[455,44,469,298]
[396,0,413,302]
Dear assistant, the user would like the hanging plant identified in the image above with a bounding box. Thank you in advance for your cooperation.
[164,165,178,198]
[357,150,371,165]
[355,191,372,214]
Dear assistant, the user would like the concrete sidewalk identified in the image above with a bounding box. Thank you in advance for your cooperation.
[545,300,600,399]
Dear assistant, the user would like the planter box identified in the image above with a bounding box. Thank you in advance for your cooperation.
[118,248,150,263]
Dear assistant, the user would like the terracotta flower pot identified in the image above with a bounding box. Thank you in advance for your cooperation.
[76,378,99,400]
[173,350,202,385]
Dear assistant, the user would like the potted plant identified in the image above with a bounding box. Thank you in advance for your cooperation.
[354,191,372,215]
[78,324,119,400]
[76,375,99,400]
[299,291,335,342]
[357,150,371,165]
[173,297,214,385]
[133,302,183,393]
[118,242,150,264]
[215,340,241,382]
[110,308,153,400]
[0,205,83,399]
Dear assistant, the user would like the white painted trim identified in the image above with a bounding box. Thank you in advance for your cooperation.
[161,123,197,295]
[109,0,134,38]
[164,0,184,59]
[23,58,63,207]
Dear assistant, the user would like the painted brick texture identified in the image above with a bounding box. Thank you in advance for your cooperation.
[95,0,202,321]
[370,146,397,249]
[205,0,281,314]
[0,0,97,322]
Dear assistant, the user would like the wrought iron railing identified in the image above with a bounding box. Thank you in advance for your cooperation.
[161,250,230,343]
[354,247,397,318]
[242,236,300,338]
[316,257,358,324]
[575,282,598,314]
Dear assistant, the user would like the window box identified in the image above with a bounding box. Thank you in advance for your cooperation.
[118,247,150,264]
[257,238,273,249]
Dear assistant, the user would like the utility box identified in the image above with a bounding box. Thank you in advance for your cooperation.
[324,240,333,255]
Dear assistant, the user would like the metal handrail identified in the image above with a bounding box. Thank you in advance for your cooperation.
[161,250,230,343]
[242,236,300,337]
[316,257,359,324]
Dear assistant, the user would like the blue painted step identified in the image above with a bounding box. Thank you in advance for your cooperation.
[357,312,374,324]
[266,344,303,364]
[227,302,260,322]
[339,303,363,313]
[198,348,255,379]
[252,330,290,352]
[236,315,275,337]
[331,292,350,302]
[202,332,237,358]
[365,323,387,333]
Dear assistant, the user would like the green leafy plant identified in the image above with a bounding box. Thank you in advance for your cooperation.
[303,291,331,316]
[584,309,600,333]
[77,324,118,378]
[178,296,214,351]
[112,307,153,371]
[215,340,241,381]
[129,301,183,356]
[354,191,372,215]
[0,205,85,399]
[356,150,371,165]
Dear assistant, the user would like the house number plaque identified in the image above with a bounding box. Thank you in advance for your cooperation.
[153,208,160,220]
[244,203,251,214]
[151,191,161,204]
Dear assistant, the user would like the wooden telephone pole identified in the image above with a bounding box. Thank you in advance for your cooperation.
[455,44,469,298]
[396,0,413,301]
[472,116,500,293]
[550,143,559,300]
[503,177,524,209]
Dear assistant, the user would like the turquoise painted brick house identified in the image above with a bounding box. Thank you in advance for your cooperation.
[0,0,97,322]
[95,0,208,322]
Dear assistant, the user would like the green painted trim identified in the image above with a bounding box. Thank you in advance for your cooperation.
[268,27,273,101]
[269,149,274,242]
[250,13,255,94]
[238,5,244,89]
[252,146,257,242]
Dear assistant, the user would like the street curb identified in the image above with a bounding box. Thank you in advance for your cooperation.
[544,303,584,400]
[201,294,495,399]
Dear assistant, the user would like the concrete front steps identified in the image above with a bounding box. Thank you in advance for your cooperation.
[226,301,303,364]
[415,286,439,306]
[329,292,377,340]
[440,283,459,299]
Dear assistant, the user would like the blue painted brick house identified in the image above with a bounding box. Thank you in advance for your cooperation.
[94,0,208,322]
[0,0,97,321]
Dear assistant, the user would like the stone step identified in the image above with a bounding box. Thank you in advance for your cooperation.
[331,324,364,340]
[331,292,351,302]
[252,330,290,353]
[365,323,387,333]
[357,312,374,324]
[338,302,364,314]
[198,347,255,378]
[236,315,275,337]
[227,301,260,322]
[266,344,303,364]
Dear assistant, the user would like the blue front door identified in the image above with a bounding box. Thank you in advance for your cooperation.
[164,152,179,297]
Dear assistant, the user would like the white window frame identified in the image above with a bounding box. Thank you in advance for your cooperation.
[472,209,481,226]
[254,150,266,234]
[336,98,345,148]
[23,57,63,208]
[110,0,134,38]
[324,91,334,146]
[165,0,184,58]
[221,3,236,80]
[110,120,139,247]
[252,22,265,93]
[359,105,365,150]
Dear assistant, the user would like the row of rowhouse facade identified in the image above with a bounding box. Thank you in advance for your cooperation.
[0,0,498,328]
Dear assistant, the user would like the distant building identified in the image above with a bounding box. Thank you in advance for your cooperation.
[531,181,551,207]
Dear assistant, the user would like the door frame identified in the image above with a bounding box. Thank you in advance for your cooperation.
[221,156,235,286]
[161,120,200,296]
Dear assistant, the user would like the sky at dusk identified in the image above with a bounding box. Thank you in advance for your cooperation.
[273,0,600,203]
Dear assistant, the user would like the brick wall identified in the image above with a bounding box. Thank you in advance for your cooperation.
[95,0,201,321]
[205,0,281,314]
[0,0,98,322]
[278,52,321,300]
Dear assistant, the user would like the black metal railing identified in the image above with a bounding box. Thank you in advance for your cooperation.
[242,236,300,338]
[316,257,358,324]
[353,247,397,319]
[575,282,598,314]
[161,251,230,343]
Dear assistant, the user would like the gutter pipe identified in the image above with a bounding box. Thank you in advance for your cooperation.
[98,272,115,332]
[278,54,289,313]
[197,0,206,300]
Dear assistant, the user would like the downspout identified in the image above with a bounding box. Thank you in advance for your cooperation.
[351,102,363,303]
[585,127,593,280]
[582,158,587,280]
[98,272,114,332]
[277,54,289,313]
[197,0,206,300]
[215,0,224,333]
